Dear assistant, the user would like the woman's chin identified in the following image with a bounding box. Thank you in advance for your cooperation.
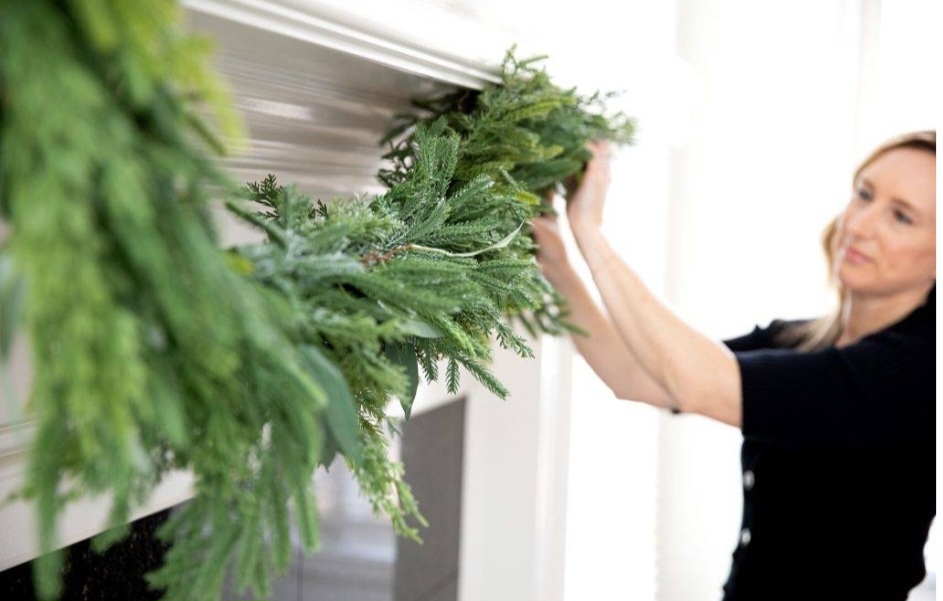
[836,267,866,292]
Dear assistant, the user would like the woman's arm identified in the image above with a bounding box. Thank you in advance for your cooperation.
[531,216,677,409]
[564,141,742,426]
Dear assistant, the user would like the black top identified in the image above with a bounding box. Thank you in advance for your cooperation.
[720,290,936,601]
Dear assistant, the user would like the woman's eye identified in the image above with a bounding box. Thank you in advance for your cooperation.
[854,187,873,201]
[893,209,913,225]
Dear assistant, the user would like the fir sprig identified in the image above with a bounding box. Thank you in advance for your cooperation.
[380,49,635,335]
[381,49,635,199]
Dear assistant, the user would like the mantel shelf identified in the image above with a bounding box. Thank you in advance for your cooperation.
[183,0,517,90]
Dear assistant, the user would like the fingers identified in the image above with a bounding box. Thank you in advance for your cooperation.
[583,140,613,185]
[531,214,559,232]
[580,151,612,188]
[586,139,613,160]
[530,216,569,272]
[531,216,564,248]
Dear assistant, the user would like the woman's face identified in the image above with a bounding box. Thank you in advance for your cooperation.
[835,147,936,298]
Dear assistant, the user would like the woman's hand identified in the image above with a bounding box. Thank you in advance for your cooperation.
[566,140,613,235]
[530,214,572,285]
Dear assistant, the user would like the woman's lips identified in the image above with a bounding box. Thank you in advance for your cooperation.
[842,246,872,264]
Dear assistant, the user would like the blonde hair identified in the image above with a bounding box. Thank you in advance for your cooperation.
[783,130,936,351]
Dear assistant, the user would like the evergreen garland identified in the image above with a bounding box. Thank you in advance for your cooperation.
[380,50,635,335]
[1,2,328,599]
[0,3,634,600]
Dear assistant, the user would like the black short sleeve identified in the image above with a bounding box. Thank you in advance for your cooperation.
[722,319,796,352]
[736,326,935,446]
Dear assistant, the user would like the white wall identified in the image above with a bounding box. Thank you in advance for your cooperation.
[472,2,684,600]
[446,2,685,599]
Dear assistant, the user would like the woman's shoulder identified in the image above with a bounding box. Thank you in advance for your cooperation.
[727,287,934,353]
[723,318,810,352]
[880,287,935,342]
[846,288,936,355]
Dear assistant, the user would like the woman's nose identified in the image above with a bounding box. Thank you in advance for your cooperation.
[844,203,878,238]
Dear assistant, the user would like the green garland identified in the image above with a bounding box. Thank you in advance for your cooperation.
[0,2,634,600]
[380,51,635,336]
[1,2,327,599]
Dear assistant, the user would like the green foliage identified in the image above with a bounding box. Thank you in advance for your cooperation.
[1,2,321,600]
[227,125,546,536]
[1,2,635,599]
[222,48,636,548]
[381,49,635,199]
[380,49,634,335]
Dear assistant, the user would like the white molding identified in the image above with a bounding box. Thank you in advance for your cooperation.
[0,413,195,572]
[183,0,506,89]
[0,462,195,571]
[458,332,572,601]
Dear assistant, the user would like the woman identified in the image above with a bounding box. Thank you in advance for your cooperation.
[531,131,935,600]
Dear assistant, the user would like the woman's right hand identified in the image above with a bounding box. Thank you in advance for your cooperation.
[565,140,613,235]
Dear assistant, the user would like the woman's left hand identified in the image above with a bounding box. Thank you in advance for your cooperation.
[530,213,575,286]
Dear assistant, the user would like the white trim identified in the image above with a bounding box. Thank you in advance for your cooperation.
[0,415,195,572]
[183,0,504,89]
[851,0,883,155]
[0,462,194,571]
[458,333,572,601]
[534,335,573,601]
